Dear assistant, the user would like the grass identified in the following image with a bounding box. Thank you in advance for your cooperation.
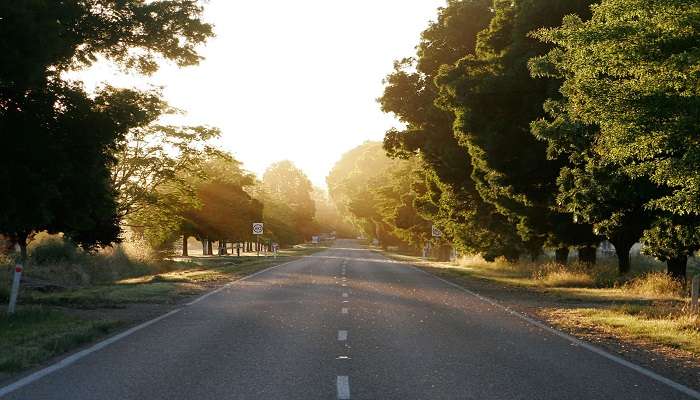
[0,238,326,375]
[381,249,700,356]
[552,304,700,354]
[0,307,120,373]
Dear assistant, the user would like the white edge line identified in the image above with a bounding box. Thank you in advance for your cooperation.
[337,375,350,399]
[0,258,300,397]
[407,264,700,400]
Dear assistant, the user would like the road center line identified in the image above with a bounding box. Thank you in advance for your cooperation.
[341,307,348,314]
[338,330,348,341]
[342,293,349,298]
[337,376,350,399]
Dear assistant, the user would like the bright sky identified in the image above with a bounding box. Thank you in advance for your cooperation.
[75,0,445,187]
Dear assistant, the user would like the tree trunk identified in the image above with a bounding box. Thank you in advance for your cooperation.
[529,250,540,262]
[207,240,213,255]
[18,239,28,264]
[578,245,597,265]
[201,239,208,255]
[667,256,688,282]
[182,235,188,257]
[554,247,569,265]
[610,240,632,275]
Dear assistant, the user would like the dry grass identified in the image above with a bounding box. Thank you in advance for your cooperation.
[622,272,685,298]
[556,304,700,355]
[382,248,700,356]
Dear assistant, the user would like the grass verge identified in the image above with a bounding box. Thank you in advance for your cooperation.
[0,307,120,373]
[381,250,700,357]
[0,244,325,377]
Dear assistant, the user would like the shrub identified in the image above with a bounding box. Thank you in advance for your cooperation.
[623,272,685,298]
[531,262,618,288]
[29,236,84,265]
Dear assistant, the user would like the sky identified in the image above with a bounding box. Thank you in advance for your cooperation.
[75,0,446,187]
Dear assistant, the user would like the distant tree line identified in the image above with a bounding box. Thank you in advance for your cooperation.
[337,0,699,280]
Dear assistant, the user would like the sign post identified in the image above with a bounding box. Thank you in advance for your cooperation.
[252,222,264,257]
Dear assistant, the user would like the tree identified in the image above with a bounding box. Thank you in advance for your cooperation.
[379,0,528,260]
[133,154,262,252]
[0,83,165,256]
[311,188,357,238]
[112,117,224,221]
[530,0,700,216]
[261,161,316,241]
[0,0,214,257]
[531,0,700,277]
[435,0,599,261]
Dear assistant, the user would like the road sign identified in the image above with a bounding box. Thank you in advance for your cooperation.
[431,225,443,238]
[252,222,264,235]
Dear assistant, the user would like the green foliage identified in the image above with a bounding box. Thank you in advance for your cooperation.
[327,142,425,248]
[28,236,82,266]
[260,161,316,243]
[379,0,529,259]
[531,0,700,216]
[532,0,700,277]
[436,0,598,256]
[0,0,213,253]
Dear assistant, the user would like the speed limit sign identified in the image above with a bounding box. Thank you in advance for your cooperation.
[252,222,264,235]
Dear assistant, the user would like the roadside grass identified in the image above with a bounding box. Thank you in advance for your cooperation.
[0,307,120,373]
[19,249,323,308]
[0,241,325,376]
[549,304,700,355]
[381,250,700,356]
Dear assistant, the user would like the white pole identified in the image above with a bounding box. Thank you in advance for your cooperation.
[8,264,23,314]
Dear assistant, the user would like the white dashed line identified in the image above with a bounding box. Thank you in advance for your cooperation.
[342,293,348,298]
[341,307,348,314]
[337,376,350,399]
[338,330,348,341]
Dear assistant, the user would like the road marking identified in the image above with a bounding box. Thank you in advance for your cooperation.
[341,307,348,314]
[341,283,347,287]
[338,330,348,341]
[342,293,349,298]
[0,308,181,398]
[337,376,350,399]
[408,264,700,400]
[0,259,300,398]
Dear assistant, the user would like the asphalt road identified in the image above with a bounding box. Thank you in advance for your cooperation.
[2,239,697,399]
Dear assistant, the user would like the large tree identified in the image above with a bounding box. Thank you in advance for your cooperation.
[0,0,213,257]
[380,0,528,260]
[435,0,599,261]
[531,0,700,278]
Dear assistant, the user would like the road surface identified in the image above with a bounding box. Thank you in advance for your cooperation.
[2,239,696,399]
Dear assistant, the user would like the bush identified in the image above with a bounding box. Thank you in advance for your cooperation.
[29,236,84,265]
[623,272,685,298]
[531,262,619,288]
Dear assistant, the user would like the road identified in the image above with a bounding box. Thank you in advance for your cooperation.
[2,239,697,399]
